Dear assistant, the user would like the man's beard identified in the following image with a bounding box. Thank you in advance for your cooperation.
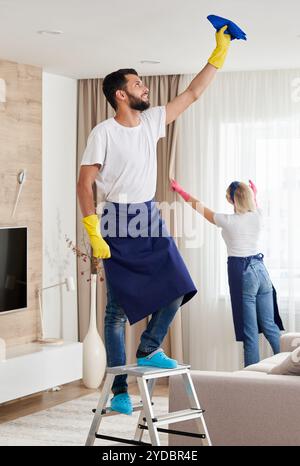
[125,91,150,111]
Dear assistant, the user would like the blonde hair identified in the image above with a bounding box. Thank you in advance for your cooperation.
[226,182,256,214]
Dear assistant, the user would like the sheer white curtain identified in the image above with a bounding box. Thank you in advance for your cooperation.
[176,69,300,371]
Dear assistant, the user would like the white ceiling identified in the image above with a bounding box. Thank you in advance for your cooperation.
[1,0,300,79]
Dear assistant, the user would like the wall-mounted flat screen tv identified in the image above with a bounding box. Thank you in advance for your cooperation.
[0,226,27,313]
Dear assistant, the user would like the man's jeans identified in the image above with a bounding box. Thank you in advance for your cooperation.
[104,280,183,395]
[242,258,281,367]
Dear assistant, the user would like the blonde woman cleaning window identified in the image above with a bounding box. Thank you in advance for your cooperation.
[171,179,284,367]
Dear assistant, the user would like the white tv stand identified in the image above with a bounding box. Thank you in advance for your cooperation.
[0,341,82,404]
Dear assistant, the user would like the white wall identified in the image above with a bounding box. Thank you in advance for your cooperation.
[42,72,78,341]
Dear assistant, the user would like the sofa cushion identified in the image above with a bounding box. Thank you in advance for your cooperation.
[268,347,300,376]
[242,353,290,373]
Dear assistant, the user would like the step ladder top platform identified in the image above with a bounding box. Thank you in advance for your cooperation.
[106,363,191,377]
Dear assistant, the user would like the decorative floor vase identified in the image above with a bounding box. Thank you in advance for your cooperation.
[83,274,106,389]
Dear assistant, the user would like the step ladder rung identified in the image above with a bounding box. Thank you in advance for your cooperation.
[92,400,153,417]
[95,433,151,446]
[106,363,191,378]
[138,424,206,439]
[143,408,205,427]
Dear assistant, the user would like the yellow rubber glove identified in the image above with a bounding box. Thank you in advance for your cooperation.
[208,25,231,69]
[82,214,111,259]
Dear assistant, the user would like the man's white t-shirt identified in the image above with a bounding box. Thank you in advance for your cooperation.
[214,209,263,257]
[80,106,166,204]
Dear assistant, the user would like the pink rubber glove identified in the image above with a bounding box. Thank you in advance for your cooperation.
[170,179,191,202]
[249,179,258,205]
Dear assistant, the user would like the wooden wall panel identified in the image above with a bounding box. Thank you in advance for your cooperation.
[0,59,42,347]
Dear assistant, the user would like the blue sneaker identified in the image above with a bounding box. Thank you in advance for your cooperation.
[110,393,133,415]
[137,349,178,369]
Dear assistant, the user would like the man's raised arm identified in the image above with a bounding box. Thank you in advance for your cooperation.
[166,25,231,125]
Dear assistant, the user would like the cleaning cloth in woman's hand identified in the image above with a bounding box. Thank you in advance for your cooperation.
[207,15,247,41]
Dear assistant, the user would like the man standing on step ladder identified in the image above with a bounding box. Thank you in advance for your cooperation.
[77,26,232,416]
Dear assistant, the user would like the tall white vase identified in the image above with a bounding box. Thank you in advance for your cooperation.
[83,274,106,389]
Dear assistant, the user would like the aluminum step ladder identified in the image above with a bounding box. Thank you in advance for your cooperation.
[85,363,211,446]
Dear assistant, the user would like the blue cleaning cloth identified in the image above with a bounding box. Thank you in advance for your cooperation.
[207,14,247,41]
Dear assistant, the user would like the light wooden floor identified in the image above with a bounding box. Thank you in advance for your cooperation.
[0,380,169,424]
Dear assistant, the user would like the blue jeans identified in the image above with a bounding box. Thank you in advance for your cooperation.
[104,279,183,395]
[242,257,281,367]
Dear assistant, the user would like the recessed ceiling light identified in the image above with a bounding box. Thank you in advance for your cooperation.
[37,30,63,35]
[140,60,160,64]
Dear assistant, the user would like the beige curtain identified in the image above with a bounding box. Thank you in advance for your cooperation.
[76,75,183,371]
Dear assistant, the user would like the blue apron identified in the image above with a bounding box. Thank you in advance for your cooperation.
[100,199,197,325]
[227,253,284,342]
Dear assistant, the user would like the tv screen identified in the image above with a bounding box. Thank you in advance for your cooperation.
[0,227,27,313]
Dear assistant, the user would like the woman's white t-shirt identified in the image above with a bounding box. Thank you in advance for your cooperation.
[214,209,263,257]
[80,106,166,204]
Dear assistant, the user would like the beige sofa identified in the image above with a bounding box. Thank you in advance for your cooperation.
[169,333,300,446]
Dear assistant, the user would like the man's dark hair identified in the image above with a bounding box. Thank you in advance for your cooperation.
[102,68,138,111]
